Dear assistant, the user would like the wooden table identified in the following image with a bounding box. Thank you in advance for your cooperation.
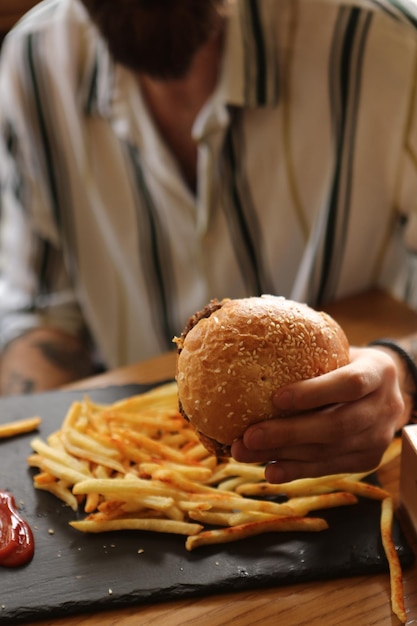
[26,290,417,626]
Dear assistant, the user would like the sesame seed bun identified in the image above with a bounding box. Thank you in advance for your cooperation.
[174,295,350,457]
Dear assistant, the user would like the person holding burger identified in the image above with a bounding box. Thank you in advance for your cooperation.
[174,295,416,483]
[0,0,417,482]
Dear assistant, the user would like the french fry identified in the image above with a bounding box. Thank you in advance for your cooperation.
[236,474,353,498]
[30,437,90,474]
[184,442,215,462]
[72,477,188,501]
[217,476,249,492]
[70,518,203,536]
[288,492,358,516]
[33,471,56,485]
[0,415,41,439]
[185,516,329,551]
[380,497,407,623]
[111,430,193,465]
[189,509,278,527]
[84,491,101,514]
[208,462,265,485]
[61,402,83,430]
[30,455,91,485]
[109,437,153,465]
[378,438,402,467]
[140,461,212,482]
[61,430,126,473]
[151,467,224,495]
[329,479,389,501]
[187,492,294,516]
[35,480,79,511]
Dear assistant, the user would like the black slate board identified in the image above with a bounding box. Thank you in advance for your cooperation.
[0,384,414,624]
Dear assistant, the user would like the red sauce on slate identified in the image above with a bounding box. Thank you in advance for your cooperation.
[0,491,34,567]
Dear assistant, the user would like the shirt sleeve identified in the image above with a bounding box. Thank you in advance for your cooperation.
[398,58,417,252]
[0,29,86,350]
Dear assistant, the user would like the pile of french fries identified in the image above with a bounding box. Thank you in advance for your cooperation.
[26,382,406,622]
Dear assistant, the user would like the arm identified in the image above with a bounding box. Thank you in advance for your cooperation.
[0,328,95,396]
[0,27,92,396]
[231,340,415,482]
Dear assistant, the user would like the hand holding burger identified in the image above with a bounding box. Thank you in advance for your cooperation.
[175,295,406,482]
[175,295,350,455]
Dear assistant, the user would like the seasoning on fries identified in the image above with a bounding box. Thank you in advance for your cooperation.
[26,381,407,622]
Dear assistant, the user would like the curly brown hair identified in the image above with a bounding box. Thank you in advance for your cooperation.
[80,0,225,78]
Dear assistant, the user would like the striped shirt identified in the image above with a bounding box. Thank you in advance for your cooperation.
[1,0,417,369]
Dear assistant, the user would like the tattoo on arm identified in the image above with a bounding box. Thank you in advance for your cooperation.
[3,373,36,396]
[0,332,95,396]
[34,339,93,379]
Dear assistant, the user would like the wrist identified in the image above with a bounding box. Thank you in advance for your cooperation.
[368,339,417,427]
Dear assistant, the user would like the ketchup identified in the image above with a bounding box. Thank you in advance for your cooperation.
[0,491,34,567]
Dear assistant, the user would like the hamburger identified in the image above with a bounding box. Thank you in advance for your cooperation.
[174,295,350,457]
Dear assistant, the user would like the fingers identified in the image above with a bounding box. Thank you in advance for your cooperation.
[230,346,404,483]
[272,348,396,415]
[233,389,396,455]
[231,422,388,468]
[240,399,372,452]
[262,450,377,484]
[231,435,389,483]
[236,419,390,459]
